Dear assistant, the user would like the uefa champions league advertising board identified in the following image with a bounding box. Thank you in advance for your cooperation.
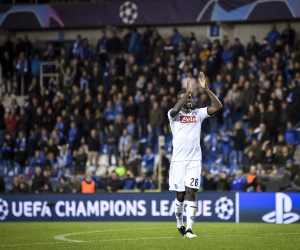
[0,193,236,222]
[0,193,299,224]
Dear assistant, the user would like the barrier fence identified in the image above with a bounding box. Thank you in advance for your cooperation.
[0,192,299,224]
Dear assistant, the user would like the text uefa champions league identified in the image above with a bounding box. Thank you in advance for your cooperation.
[6,199,217,218]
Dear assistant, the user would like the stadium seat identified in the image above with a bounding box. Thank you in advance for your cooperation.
[208,155,217,164]
[243,122,249,132]
[100,144,108,154]
[229,165,239,175]
[153,144,159,154]
[202,143,210,153]
[220,165,230,174]
[166,144,173,154]
[208,165,219,175]
[229,154,237,164]
[202,155,208,164]
[277,167,284,175]
[165,134,173,144]
[50,178,59,190]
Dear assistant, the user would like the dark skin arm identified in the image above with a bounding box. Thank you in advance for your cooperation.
[198,72,223,116]
[170,78,192,118]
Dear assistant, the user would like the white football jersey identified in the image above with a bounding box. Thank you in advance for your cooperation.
[167,108,210,161]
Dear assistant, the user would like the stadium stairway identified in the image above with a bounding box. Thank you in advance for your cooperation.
[293,146,300,164]
[1,95,28,112]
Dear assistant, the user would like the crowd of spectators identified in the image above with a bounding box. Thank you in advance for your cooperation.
[0,23,300,193]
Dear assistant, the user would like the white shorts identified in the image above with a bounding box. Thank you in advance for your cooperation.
[169,160,201,192]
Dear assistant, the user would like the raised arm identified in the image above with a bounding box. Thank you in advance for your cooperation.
[199,72,223,116]
[170,78,191,118]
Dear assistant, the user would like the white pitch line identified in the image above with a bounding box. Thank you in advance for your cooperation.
[1,242,68,247]
[2,230,300,247]
[54,227,174,242]
[55,230,300,243]
[53,225,239,243]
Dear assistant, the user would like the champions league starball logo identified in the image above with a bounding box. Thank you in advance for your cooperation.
[119,1,138,24]
[0,198,9,221]
[215,197,234,220]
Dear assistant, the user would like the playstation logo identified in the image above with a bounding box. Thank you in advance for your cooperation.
[262,193,300,224]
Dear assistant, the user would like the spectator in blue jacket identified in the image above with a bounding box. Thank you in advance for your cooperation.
[68,121,81,151]
[55,116,64,140]
[29,150,45,173]
[97,30,108,68]
[222,43,234,66]
[230,170,246,191]
[281,23,295,46]
[72,35,83,59]
[31,53,42,77]
[106,124,119,166]
[137,172,149,191]
[267,23,280,46]
[80,38,94,61]
[1,133,14,175]
[170,28,183,47]
[128,28,141,57]
[212,74,224,92]
[233,38,245,62]
[15,52,28,95]
[148,173,158,189]
[103,100,115,124]
[141,147,155,176]
[218,130,231,165]
[122,170,136,190]
[285,121,299,147]
[15,131,28,171]
[55,145,73,177]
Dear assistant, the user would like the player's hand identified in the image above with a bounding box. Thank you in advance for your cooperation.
[199,72,207,89]
[187,77,192,94]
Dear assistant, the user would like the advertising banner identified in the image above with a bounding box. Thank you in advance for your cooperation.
[0,0,298,30]
[0,193,236,222]
[239,192,300,224]
[1,192,299,223]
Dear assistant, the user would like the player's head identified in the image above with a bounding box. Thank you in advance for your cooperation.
[177,90,193,110]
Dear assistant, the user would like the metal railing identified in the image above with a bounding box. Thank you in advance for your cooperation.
[40,61,60,93]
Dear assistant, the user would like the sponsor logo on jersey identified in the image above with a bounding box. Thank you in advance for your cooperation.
[180,116,197,123]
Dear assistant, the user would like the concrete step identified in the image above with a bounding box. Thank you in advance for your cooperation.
[0,95,28,113]
[293,146,300,164]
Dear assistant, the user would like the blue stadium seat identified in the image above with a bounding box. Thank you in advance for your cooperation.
[202,155,208,164]
[208,165,219,175]
[50,178,59,189]
[243,122,249,132]
[210,133,218,144]
[100,144,108,154]
[4,177,13,191]
[208,155,217,164]
[165,134,173,144]
[277,167,284,175]
[229,154,237,164]
[166,145,173,154]
[229,165,239,175]
[202,144,209,154]
[220,165,230,174]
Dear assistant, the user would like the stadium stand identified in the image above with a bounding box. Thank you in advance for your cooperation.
[0,24,300,193]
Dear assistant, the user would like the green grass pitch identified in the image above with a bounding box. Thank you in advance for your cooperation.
[1,222,300,250]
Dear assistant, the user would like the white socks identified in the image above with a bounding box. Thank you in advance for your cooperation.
[174,199,184,228]
[186,201,197,230]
